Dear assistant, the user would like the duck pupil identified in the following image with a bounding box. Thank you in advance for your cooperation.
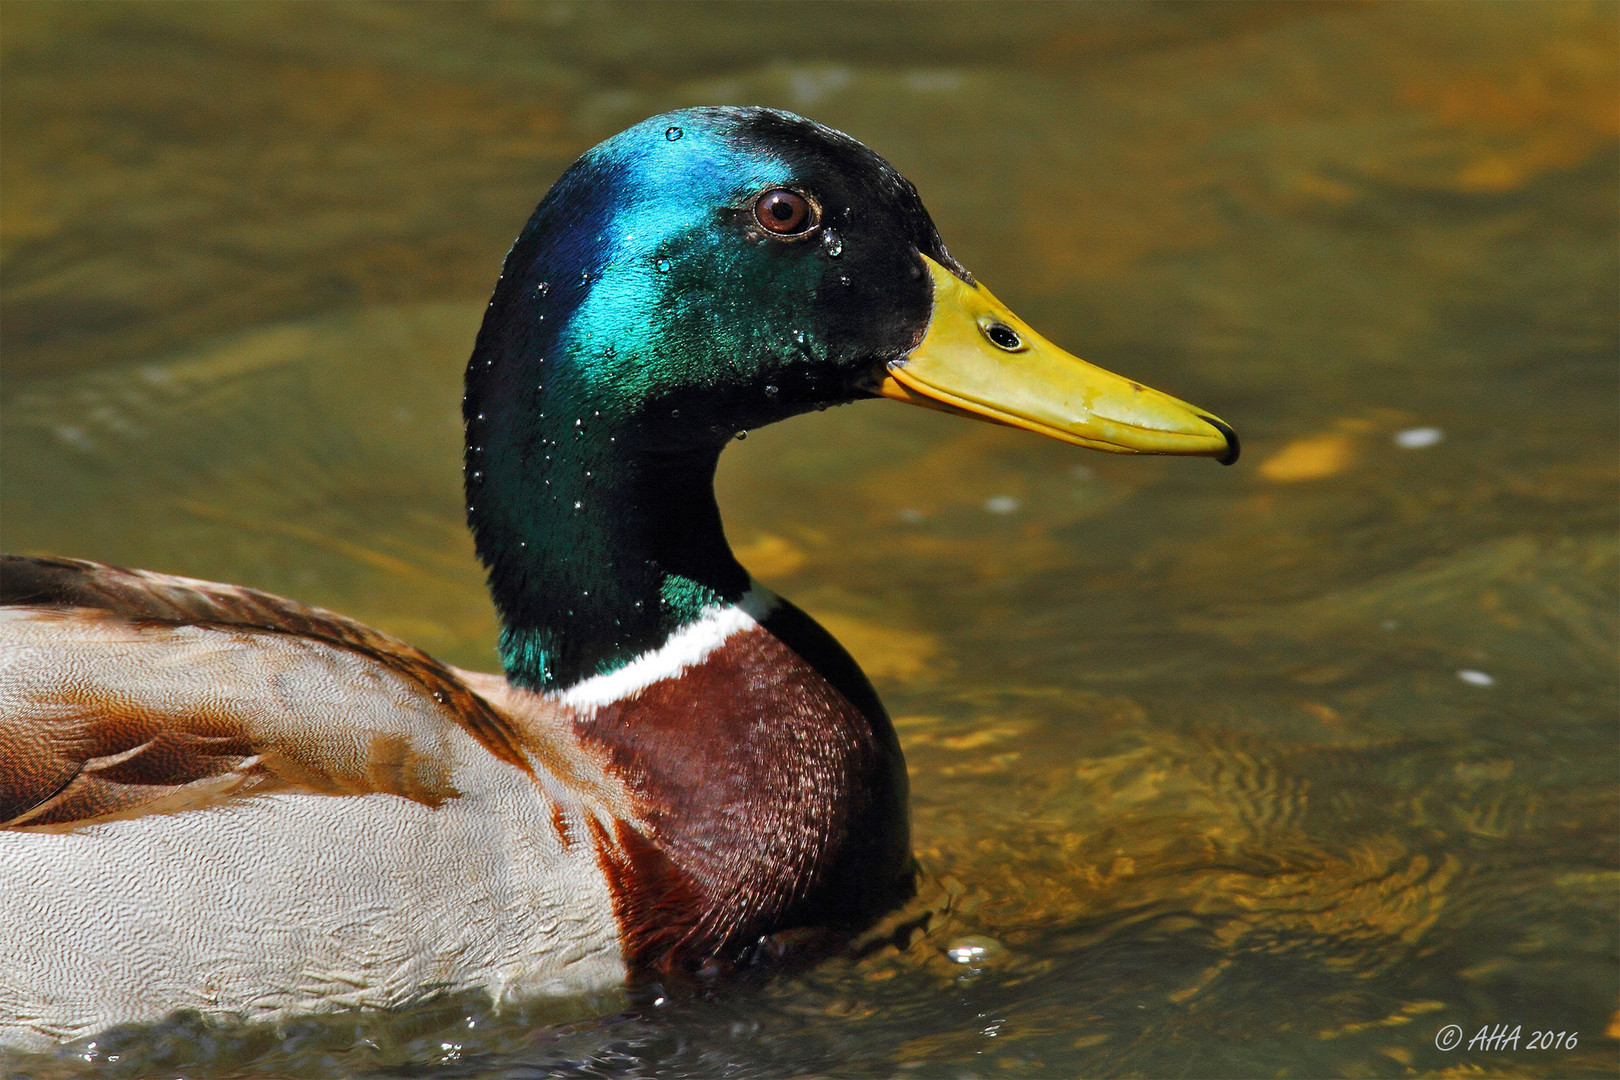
[771,201,794,221]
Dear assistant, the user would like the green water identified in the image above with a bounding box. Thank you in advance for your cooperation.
[2,3,1616,1077]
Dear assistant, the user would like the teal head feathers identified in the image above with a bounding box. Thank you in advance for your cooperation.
[464,106,1236,691]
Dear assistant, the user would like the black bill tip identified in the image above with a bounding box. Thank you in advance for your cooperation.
[1203,415,1240,466]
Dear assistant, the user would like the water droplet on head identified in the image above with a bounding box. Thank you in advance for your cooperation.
[735,430,748,441]
[764,384,779,398]
[838,274,851,287]
[535,281,550,297]
[665,125,683,141]
[671,408,681,418]
[573,501,583,511]
[602,345,616,358]
[655,258,671,273]
[823,232,843,257]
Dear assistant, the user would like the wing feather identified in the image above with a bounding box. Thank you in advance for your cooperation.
[0,555,535,829]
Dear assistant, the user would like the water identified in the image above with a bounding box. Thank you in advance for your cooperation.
[2,3,1616,1076]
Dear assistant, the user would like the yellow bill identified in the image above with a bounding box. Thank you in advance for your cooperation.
[875,255,1239,464]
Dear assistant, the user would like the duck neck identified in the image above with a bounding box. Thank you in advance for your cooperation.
[466,407,748,692]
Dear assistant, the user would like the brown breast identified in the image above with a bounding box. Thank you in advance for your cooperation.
[575,604,913,976]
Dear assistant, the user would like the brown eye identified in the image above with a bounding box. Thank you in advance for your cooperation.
[754,188,815,235]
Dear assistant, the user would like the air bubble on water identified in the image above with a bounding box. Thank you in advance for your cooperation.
[984,495,1021,515]
[945,935,1004,966]
[1394,426,1444,449]
[1457,669,1495,686]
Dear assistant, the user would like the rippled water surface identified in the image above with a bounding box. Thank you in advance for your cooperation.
[3,3,1617,1077]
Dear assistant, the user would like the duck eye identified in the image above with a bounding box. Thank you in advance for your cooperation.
[984,323,1024,351]
[754,189,816,236]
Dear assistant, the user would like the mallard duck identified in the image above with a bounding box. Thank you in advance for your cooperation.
[0,106,1236,1048]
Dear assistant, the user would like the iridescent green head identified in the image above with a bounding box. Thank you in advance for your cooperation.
[464,106,960,688]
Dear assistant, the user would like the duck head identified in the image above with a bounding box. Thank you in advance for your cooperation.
[465,106,1236,690]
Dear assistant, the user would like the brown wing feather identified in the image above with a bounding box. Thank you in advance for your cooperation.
[1,555,531,772]
[0,555,534,830]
